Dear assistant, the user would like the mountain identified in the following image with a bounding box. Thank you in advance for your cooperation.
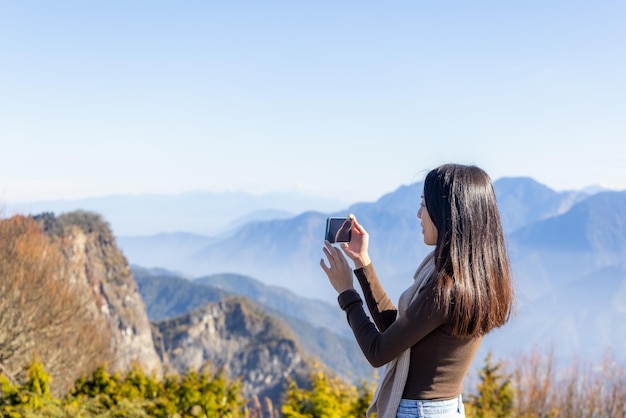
[133,267,373,383]
[493,177,588,233]
[135,183,431,303]
[181,211,346,301]
[479,191,626,365]
[117,177,626,368]
[132,266,230,320]
[482,264,626,367]
[36,211,162,375]
[151,296,314,406]
[511,191,626,255]
[9,191,349,236]
[509,191,626,299]
[193,273,351,338]
[120,178,592,303]
[117,233,215,277]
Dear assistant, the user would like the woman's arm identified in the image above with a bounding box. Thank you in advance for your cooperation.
[340,281,446,368]
[353,263,397,331]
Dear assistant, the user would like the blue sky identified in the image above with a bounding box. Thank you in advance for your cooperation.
[1,1,625,204]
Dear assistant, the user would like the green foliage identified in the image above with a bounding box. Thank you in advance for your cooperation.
[57,210,112,237]
[351,380,375,418]
[1,360,246,417]
[164,367,245,417]
[5,349,622,418]
[466,353,514,418]
[281,368,372,418]
[0,360,64,417]
[34,210,112,240]
[70,362,246,417]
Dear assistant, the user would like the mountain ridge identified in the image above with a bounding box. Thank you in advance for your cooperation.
[121,177,626,368]
[133,267,372,383]
[128,177,595,302]
[151,295,315,406]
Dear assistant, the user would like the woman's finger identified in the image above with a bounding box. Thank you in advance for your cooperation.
[322,243,350,272]
[320,258,330,273]
[354,224,365,235]
[347,214,357,228]
[330,244,347,263]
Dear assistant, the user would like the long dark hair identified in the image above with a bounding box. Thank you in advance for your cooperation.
[424,164,514,337]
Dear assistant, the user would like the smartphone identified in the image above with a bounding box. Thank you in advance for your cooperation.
[325,217,352,243]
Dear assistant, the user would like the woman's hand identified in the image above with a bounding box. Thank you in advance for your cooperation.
[320,241,354,294]
[340,214,371,269]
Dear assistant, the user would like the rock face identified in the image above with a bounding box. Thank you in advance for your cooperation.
[33,210,317,406]
[152,296,313,406]
[39,211,162,375]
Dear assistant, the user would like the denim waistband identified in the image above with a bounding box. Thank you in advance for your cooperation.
[397,395,464,416]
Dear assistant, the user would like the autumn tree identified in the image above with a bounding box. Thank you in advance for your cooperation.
[509,349,626,417]
[0,215,112,395]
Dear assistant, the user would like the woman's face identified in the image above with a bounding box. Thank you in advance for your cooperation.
[418,195,438,246]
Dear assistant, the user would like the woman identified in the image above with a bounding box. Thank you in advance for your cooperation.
[320,164,514,418]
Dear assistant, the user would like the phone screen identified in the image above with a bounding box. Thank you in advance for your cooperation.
[325,217,352,243]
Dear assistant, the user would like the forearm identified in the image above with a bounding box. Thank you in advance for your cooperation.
[338,290,392,367]
[338,289,433,368]
[338,283,447,368]
[353,263,397,331]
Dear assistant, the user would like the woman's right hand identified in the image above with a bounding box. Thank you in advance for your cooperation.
[341,214,371,269]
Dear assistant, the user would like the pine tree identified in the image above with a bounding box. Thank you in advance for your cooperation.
[466,353,514,418]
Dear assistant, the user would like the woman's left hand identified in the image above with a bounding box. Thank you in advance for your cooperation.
[320,241,354,294]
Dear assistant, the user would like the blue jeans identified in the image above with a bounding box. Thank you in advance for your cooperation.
[396,395,465,417]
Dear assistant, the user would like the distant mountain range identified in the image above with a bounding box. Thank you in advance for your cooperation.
[118,177,625,369]
[117,177,602,302]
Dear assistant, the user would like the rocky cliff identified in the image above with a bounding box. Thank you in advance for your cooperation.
[152,296,314,406]
[37,211,162,375]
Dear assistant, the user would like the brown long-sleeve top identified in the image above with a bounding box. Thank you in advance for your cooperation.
[337,263,482,401]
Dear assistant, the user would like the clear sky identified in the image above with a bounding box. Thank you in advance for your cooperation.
[1,1,625,204]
